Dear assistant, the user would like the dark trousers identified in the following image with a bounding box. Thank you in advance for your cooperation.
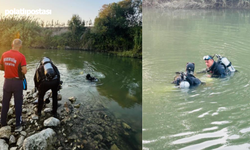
[37,79,59,114]
[1,79,23,127]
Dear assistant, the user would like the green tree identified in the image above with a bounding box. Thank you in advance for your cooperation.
[92,0,142,52]
[68,14,86,48]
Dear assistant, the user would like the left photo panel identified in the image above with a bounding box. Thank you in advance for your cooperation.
[0,0,142,149]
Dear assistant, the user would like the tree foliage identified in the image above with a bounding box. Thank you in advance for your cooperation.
[67,15,86,48]
[90,0,142,52]
[0,0,142,58]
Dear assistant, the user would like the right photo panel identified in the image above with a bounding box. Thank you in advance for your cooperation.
[143,1,250,150]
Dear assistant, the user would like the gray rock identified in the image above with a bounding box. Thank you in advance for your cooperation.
[26,90,31,94]
[57,94,62,101]
[74,104,80,108]
[83,140,87,144]
[7,118,15,125]
[68,134,77,140]
[43,117,60,127]
[0,139,9,150]
[94,134,103,141]
[0,103,2,108]
[107,136,112,142]
[21,131,27,137]
[22,128,56,150]
[31,114,39,120]
[10,97,15,106]
[122,122,131,130]
[22,109,28,113]
[8,107,14,116]
[111,144,120,150]
[17,136,25,147]
[10,147,18,150]
[44,108,52,113]
[0,126,11,139]
[33,92,38,98]
[68,96,76,103]
[9,135,16,144]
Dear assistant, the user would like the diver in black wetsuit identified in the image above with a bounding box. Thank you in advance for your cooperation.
[172,63,201,88]
[34,57,61,117]
[203,55,227,78]
[86,74,98,82]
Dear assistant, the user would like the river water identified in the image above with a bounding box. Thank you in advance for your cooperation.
[0,48,142,149]
[143,9,250,150]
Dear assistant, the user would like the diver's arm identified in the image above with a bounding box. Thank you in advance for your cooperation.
[197,68,209,74]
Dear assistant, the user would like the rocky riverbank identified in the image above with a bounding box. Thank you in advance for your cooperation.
[143,0,250,9]
[0,90,138,150]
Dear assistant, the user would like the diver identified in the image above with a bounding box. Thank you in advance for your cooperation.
[34,57,62,117]
[172,62,201,88]
[203,54,236,78]
[86,74,98,82]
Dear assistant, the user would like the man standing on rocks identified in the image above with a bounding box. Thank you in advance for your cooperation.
[0,39,27,132]
[34,57,61,117]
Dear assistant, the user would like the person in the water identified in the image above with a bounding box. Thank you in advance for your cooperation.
[172,63,201,88]
[86,74,98,82]
[203,55,227,78]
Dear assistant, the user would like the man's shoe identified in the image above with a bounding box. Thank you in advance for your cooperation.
[15,126,23,132]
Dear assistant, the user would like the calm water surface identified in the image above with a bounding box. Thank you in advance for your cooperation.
[0,48,142,149]
[143,9,250,150]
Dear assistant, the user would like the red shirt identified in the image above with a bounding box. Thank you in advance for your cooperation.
[0,50,27,78]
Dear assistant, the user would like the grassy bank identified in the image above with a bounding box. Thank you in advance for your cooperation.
[110,50,142,58]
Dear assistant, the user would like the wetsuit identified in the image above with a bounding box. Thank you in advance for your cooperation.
[185,74,201,87]
[173,73,201,87]
[34,62,60,115]
[208,61,226,78]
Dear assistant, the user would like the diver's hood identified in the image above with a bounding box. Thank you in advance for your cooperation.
[186,63,195,74]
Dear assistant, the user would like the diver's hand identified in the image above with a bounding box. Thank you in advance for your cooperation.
[207,74,211,78]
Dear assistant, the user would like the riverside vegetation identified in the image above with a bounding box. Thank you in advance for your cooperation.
[0,0,142,58]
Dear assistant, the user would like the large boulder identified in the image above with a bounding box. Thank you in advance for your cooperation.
[43,117,60,127]
[0,139,9,150]
[22,128,56,150]
[0,126,11,139]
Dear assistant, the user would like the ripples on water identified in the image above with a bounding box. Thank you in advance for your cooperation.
[143,9,250,150]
